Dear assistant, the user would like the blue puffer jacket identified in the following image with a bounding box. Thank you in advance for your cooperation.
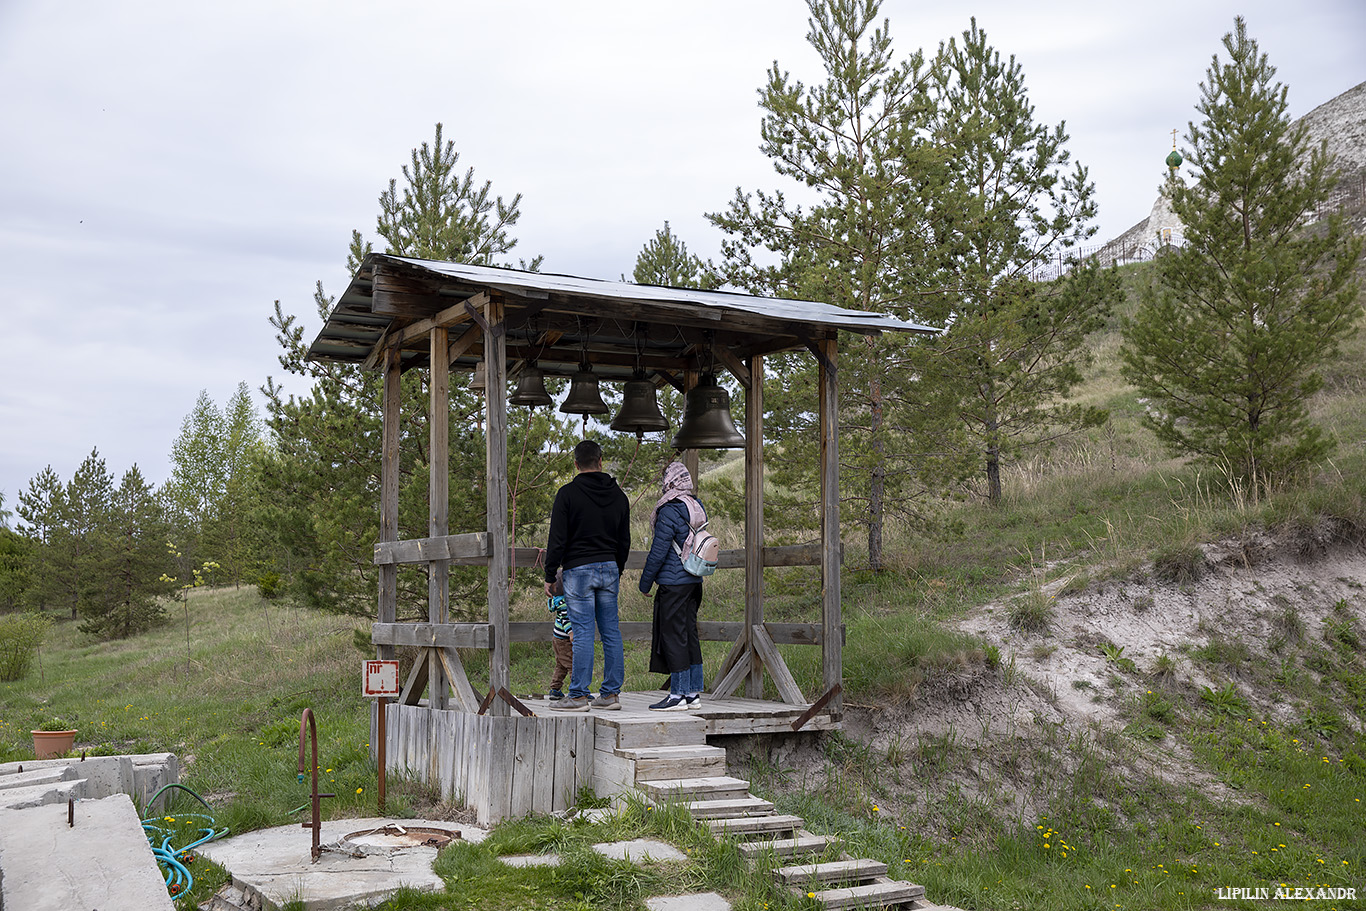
[639,500,701,592]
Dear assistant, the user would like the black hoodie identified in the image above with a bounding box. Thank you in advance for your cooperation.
[544,471,631,580]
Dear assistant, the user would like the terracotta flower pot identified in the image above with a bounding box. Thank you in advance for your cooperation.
[31,730,77,759]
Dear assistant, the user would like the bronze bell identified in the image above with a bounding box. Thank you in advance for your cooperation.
[610,375,669,435]
[469,361,486,393]
[509,363,552,407]
[559,364,610,415]
[671,375,745,449]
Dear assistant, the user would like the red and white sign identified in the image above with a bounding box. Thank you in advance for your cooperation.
[363,660,400,697]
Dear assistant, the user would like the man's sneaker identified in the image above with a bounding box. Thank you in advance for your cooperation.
[591,693,622,711]
[552,695,590,712]
[649,694,686,711]
[683,694,702,711]
[547,689,564,702]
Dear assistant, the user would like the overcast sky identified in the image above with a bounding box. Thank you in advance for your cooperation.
[0,0,1362,515]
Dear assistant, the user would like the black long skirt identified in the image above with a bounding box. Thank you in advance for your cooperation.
[649,581,703,675]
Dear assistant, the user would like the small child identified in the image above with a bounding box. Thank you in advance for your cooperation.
[547,593,573,701]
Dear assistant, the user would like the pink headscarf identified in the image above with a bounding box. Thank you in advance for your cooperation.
[650,461,703,530]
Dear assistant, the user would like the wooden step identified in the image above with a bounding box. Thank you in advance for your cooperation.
[685,796,776,819]
[594,715,707,751]
[639,775,751,802]
[774,858,889,886]
[708,813,805,837]
[618,745,727,781]
[736,832,838,859]
[801,878,926,910]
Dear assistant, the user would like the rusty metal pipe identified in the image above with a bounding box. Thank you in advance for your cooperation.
[296,708,335,863]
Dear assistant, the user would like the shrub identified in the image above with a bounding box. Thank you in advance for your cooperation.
[0,611,51,682]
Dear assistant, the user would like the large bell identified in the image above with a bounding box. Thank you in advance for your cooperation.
[671,375,745,449]
[509,363,552,407]
[469,361,486,393]
[559,364,610,415]
[610,375,669,435]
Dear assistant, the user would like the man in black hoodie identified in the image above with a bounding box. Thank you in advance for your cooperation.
[545,440,631,711]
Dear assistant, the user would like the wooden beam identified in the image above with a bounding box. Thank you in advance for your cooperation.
[371,620,839,649]
[714,346,751,390]
[377,347,401,661]
[708,624,751,696]
[749,624,805,706]
[374,533,490,565]
[447,324,481,366]
[744,353,764,699]
[819,335,843,717]
[710,648,754,700]
[428,325,451,710]
[437,647,480,713]
[485,296,511,713]
[377,539,832,569]
[396,655,428,707]
[682,369,699,485]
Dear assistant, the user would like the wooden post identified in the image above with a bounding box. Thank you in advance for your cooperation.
[377,697,387,814]
[818,336,842,717]
[682,368,699,485]
[377,347,401,661]
[428,326,450,709]
[743,355,764,699]
[485,297,511,714]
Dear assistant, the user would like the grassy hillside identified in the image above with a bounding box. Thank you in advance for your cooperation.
[3,261,1365,910]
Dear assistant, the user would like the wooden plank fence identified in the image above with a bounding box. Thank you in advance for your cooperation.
[376,702,593,825]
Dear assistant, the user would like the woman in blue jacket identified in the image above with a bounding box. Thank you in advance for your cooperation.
[639,461,705,711]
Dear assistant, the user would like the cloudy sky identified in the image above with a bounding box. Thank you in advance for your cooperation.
[1,0,1362,514]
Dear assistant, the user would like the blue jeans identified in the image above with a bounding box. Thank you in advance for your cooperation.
[563,561,624,699]
[671,663,703,696]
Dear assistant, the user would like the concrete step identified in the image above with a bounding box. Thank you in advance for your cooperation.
[639,776,751,802]
[803,878,926,910]
[619,744,727,781]
[685,796,776,819]
[0,777,86,810]
[708,813,804,837]
[0,765,78,791]
[774,858,890,886]
[736,832,838,859]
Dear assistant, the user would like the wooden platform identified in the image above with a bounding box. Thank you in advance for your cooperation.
[377,691,838,824]
[572,690,841,737]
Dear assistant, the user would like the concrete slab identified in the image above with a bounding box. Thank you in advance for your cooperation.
[0,765,77,791]
[0,777,85,810]
[0,793,175,911]
[592,838,688,862]
[0,755,137,801]
[646,892,733,911]
[197,817,486,911]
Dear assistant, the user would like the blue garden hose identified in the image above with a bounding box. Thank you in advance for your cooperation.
[140,784,230,899]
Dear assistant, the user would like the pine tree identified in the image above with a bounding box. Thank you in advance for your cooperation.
[81,465,172,639]
[263,125,545,615]
[912,18,1117,506]
[707,0,951,569]
[1121,17,1363,493]
[630,222,718,288]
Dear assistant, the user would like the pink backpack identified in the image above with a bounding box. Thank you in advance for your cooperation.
[671,496,718,577]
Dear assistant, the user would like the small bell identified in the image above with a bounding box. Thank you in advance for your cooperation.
[671,375,745,450]
[610,375,669,435]
[509,363,552,408]
[469,361,486,393]
[559,363,610,415]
